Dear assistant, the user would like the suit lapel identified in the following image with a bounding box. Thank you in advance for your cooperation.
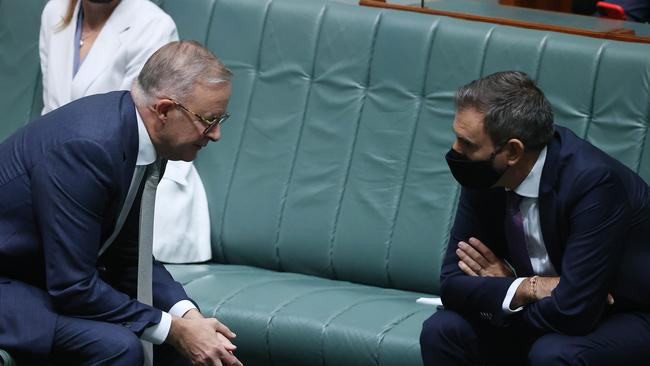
[538,130,563,273]
[71,0,132,100]
[120,92,140,200]
[100,92,140,251]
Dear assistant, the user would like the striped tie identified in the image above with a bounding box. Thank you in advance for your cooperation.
[504,191,534,277]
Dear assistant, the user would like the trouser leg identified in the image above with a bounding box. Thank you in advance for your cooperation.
[0,278,57,362]
[528,312,650,366]
[420,309,534,366]
[154,342,192,366]
[51,315,144,366]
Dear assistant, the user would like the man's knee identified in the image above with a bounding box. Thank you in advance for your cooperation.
[420,310,477,365]
[106,329,144,365]
[528,334,574,366]
[54,317,144,366]
[421,311,445,351]
[421,310,471,347]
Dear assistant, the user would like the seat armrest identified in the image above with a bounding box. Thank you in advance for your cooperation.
[0,349,15,366]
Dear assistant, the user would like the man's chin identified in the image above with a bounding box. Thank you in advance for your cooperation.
[165,151,197,162]
[179,154,196,162]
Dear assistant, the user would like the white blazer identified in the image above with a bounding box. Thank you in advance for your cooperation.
[39,0,212,263]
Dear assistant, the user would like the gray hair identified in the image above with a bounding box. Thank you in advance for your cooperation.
[455,71,554,151]
[133,40,232,104]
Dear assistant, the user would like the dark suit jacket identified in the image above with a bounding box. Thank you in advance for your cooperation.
[440,125,650,336]
[0,91,189,353]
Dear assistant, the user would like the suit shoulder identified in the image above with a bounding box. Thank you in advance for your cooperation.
[558,150,630,204]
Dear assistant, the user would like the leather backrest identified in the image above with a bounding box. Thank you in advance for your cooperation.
[159,0,650,294]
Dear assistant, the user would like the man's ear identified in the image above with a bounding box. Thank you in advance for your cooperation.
[505,138,525,166]
[152,99,174,123]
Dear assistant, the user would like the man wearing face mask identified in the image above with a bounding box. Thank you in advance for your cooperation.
[419,71,650,365]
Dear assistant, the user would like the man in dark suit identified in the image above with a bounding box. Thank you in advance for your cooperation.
[420,71,650,365]
[0,40,242,366]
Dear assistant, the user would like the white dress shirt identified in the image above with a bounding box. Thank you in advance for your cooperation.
[135,111,197,344]
[502,147,558,313]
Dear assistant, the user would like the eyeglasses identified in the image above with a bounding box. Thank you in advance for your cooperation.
[170,99,230,136]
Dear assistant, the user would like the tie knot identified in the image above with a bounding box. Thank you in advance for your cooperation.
[146,158,163,184]
[506,191,524,210]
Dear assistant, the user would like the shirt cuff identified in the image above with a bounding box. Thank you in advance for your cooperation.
[169,300,198,317]
[141,301,198,344]
[502,277,527,314]
[141,312,171,345]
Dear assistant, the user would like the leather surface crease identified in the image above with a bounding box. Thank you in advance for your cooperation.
[2,0,650,365]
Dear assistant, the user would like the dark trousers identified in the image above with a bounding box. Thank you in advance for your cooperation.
[49,315,190,366]
[420,309,650,366]
[0,278,190,366]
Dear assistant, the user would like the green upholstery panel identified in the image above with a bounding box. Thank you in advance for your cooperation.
[0,349,15,366]
[167,264,431,366]
[185,0,457,294]
[158,0,359,46]
[166,0,650,295]
[0,0,46,138]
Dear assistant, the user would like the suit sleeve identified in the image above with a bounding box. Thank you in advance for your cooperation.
[31,139,162,335]
[440,188,517,325]
[152,261,196,312]
[515,168,628,335]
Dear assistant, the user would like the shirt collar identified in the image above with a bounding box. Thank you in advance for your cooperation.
[513,146,547,198]
[136,107,157,166]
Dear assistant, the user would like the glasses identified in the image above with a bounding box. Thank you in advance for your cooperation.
[170,99,230,136]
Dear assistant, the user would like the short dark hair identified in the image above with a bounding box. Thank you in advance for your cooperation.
[455,71,554,151]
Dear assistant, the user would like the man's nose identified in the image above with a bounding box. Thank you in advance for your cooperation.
[205,125,221,142]
[452,140,461,153]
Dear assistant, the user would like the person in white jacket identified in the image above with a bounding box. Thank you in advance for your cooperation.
[40,0,212,263]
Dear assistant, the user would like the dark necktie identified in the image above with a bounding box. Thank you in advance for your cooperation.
[504,191,534,277]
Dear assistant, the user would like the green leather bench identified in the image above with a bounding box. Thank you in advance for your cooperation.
[2,0,650,365]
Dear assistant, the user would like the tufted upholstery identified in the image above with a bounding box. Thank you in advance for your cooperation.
[163,0,650,291]
[2,0,650,365]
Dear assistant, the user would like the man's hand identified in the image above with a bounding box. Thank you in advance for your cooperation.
[167,316,243,366]
[455,238,617,310]
[181,308,237,339]
[456,237,514,277]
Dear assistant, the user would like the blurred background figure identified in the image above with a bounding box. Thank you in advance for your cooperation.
[573,0,650,22]
[600,0,650,22]
[40,0,212,263]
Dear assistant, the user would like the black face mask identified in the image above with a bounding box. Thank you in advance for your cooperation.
[445,148,506,189]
